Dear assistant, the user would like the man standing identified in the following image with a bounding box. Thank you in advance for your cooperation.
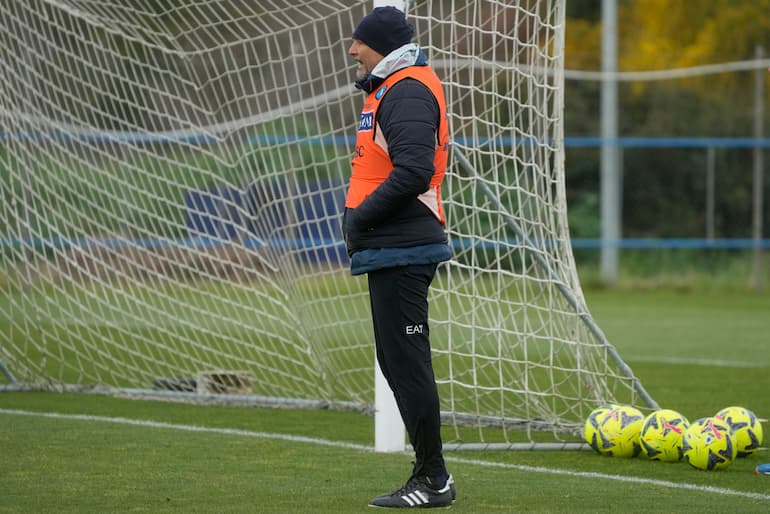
[342,5,455,509]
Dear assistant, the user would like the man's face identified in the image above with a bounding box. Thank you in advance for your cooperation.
[348,39,384,81]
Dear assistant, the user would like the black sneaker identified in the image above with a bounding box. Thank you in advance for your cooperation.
[369,475,453,509]
[446,474,456,502]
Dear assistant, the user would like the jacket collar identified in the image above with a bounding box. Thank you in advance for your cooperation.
[355,43,428,94]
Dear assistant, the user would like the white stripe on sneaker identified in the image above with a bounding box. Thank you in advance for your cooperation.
[401,490,429,506]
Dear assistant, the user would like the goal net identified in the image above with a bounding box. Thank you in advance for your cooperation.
[0,0,656,448]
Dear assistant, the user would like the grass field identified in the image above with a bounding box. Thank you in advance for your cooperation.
[1,286,769,513]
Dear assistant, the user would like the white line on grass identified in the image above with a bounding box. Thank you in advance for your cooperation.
[0,408,371,451]
[444,456,770,502]
[625,354,768,368]
[3,408,769,503]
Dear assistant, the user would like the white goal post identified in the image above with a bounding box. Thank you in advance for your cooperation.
[0,0,657,450]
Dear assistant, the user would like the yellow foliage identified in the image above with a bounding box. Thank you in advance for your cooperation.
[564,18,602,70]
[566,0,770,97]
[566,0,770,69]
[621,0,770,70]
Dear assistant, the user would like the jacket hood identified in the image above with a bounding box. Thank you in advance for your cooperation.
[355,43,428,93]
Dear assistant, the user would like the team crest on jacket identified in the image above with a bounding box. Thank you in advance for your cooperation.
[358,111,374,131]
[375,84,388,99]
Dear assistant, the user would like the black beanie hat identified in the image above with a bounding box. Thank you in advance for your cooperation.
[352,6,414,57]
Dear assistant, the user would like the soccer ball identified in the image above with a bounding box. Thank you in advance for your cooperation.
[682,417,736,471]
[639,409,689,462]
[584,404,644,457]
[715,406,764,458]
[584,404,618,455]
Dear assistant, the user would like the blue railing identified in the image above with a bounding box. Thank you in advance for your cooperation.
[564,137,770,148]
[3,131,770,148]
[2,135,767,251]
[3,236,769,253]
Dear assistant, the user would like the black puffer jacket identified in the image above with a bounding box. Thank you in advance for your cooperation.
[343,72,447,256]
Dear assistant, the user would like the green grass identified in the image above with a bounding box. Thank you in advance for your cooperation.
[1,286,770,513]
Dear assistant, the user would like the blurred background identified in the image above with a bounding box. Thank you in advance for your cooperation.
[2,0,769,291]
[563,0,770,289]
[1,1,768,480]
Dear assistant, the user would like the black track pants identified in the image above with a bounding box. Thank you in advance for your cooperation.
[367,263,446,479]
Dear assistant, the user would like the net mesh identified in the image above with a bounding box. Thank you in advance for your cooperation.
[0,0,654,446]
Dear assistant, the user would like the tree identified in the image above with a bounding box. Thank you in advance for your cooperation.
[563,1,770,242]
